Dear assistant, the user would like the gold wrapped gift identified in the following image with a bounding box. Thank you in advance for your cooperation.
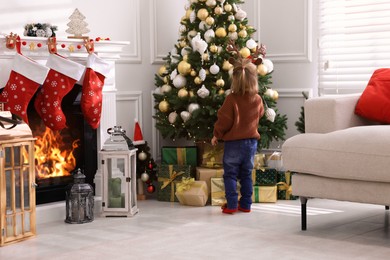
[210,177,241,206]
[196,167,224,197]
[175,178,208,207]
[252,186,277,203]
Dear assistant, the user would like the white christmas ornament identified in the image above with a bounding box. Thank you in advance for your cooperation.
[180,111,191,122]
[195,39,208,55]
[188,103,200,113]
[173,74,187,88]
[179,25,187,33]
[232,3,238,12]
[199,21,211,31]
[199,68,207,81]
[141,172,149,182]
[170,69,178,80]
[161,84,172,93]
[262,59,274,73]
[206,0,217,7]
[138,151,147,161]
[228,32,238,41]
[204,29,215,43]
[210,63,220,75]
[235,8,247,21]
[190,11,196,23]
[265,88,275,98]
[181,47,191,57]
[265,108,276,122]
[197,85,210,98]
[154,87,162,95]
[168,111,178,124]
[228,15,235,22]
[246,38,257,49]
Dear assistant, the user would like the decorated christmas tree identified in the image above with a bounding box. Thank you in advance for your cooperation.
[153,0,287,150]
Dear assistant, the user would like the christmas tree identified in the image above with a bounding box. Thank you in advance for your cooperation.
[153,0,287,150]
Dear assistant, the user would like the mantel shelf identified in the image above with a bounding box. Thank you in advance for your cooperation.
[0,35,130,61]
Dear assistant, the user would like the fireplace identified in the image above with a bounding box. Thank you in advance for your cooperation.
[27,84,97,204]
[0,35,129,204]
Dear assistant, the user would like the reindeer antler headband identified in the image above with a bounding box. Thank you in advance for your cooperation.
[226,39,266,67]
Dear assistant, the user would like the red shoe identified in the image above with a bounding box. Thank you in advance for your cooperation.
[221,203,238,214]
[238,205,251,213]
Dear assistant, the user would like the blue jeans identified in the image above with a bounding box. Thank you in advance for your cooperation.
[223,138,257,210]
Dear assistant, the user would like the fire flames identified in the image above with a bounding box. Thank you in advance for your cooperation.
[34,127,80,179]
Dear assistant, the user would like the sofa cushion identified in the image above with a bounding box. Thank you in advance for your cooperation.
[355,68,390,124]
[282,125,390,182]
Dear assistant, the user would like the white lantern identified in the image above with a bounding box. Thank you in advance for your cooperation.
[99,126,139,217]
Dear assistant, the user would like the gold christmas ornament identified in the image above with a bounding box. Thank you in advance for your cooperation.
[214,6,223,15]
[216,78,225,87]
[218,89,225,95]
[222,60,233,71]
[224,4,233,12]
[215,27,227,38]
[159,100,169,112]
[240,47,251,58]
[178,60,192,75]
[194,77,202,85]
[273,90,279,100]
[202,53,210,61]
[257,64,268,76]
[179,40,187,48]
[209,44,218,53]
[159,65,168,76]
[185,9,193,19]
[189,90,195,97]
[178,88,189,98]
[238,29,248,38]
[190,69,197,77]
[205,16,215,26]
[197,8,209,21]
[228,24,237,32]
[163,76,169,83]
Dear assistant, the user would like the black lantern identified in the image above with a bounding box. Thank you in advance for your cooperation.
[65,168,94,224]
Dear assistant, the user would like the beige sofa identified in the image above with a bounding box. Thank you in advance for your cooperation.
[282,94,390,230]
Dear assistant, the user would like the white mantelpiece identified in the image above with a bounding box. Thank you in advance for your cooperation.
[0,35,129,197]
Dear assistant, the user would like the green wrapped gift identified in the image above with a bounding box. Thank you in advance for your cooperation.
[161,146,198,167]
[157,164,193,202]
[276,171,298,200]
[253,168,277,186]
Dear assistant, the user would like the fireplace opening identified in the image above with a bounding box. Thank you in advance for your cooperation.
[28,84,97,205]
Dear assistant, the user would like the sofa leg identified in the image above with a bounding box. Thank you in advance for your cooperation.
[386,206,389,210]
[300,197,308,231]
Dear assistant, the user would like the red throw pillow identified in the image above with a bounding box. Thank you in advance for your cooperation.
[355,68,390,123]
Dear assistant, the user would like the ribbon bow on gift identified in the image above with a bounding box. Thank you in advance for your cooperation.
[161,170,184,190]
[176,177,195,193]
[203,145,223,167]
[276,171,293,199]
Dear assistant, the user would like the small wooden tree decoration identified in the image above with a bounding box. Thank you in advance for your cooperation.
[66,8,90,39]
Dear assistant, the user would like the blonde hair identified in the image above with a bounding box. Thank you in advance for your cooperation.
[230,58,258,96]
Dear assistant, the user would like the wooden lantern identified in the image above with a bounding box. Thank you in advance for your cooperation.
[0,112,36,246]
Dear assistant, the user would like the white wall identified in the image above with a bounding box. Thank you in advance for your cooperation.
[0,0,318,157]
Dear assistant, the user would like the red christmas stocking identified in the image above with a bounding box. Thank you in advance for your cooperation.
[81,53,110,129]
[34,54,85,131]
[0,53,49,124]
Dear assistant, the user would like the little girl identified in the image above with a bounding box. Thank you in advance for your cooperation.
[211,58,264,214]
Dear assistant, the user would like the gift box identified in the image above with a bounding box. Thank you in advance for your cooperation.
[196,141,224,168]
[253,168,277,186]
[252,186,277,203]
[210,177,241,206]
[161,146,198,167]
[157,164,193,202]
[276,171,298,200]
[175,178,208,206]
[196,167,224,197]
[265,151,283,171]
[254,153,266,169]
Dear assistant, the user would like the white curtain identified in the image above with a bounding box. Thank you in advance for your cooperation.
[319,0,390,94]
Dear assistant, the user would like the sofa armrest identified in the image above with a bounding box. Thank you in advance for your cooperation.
[305,94,369,133]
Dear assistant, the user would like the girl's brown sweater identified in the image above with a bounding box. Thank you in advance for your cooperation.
[213,93,264,141]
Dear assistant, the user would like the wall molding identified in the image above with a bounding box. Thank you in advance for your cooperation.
[150,0,164,64]
[151,91,160,160]
[118,0,142,64]
[116,90,143,130]
[276,88,313,98]
[257,0,312,63]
